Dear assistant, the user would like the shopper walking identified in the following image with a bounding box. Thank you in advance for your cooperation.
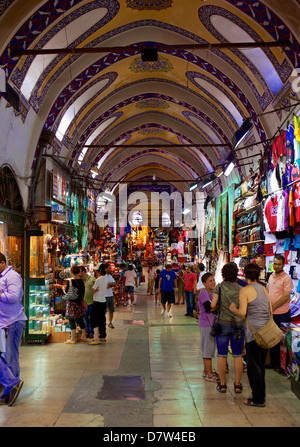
[198,272,219,382]
[64,266,87,344]
[105,264,116,329]
[158,264,177,317]
[78,266,96,338]
[211,262,245,394]
[154,269,161,304]
[266,254,293,370]
[90,264,109,344]
[230,263,271,407]
[196,263,206,292]
[175,265,185,304]
[136,261,143,285]
[147,263,156,295]
[124,264,138,306]
[0,252,27,406]
[183,265,197,316]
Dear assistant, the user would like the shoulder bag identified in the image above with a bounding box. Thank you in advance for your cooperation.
[210,286,222,337]
[64,280,79,301]
[246,300,283,349]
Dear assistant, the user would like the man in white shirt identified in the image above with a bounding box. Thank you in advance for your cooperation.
[196,263,206,292]
[105,264,116,329]
[124,265,138,306]
[90,264,109,344]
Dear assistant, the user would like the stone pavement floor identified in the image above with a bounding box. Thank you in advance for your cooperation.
[0,283,300,428]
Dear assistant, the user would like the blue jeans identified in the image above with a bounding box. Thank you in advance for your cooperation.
[216,324,245,357]
[0,320,25,394]
[269,311,291,367]
[84,304,94,336]
[185,291,194,315]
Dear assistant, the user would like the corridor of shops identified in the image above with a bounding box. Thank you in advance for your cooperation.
[2,0,300,431]
[0,281,299,429]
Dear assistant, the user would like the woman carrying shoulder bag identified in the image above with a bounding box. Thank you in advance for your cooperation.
[230,263,270,407]
[64,266,87,344]
[211,262,245,394]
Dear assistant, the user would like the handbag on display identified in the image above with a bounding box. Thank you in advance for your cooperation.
[233,246,241,257]
[241,245,250,257]
[246,301,283,349]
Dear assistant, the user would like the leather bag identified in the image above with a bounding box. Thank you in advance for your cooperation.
[246,301,283,349]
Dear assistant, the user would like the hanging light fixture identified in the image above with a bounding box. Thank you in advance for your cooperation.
[202,174,217,188]
[232,118,253,149]
[222,153,236,177]
[189,180,199,191]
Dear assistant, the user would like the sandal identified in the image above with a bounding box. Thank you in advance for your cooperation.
[205,373,219,383]
[234,383,243,393]
[216,383,227,393]
[244,398,265,407]
[64,339,76,344]
[88,340,101,345]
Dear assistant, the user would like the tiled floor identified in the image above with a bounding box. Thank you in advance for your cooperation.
[1,283,300,428]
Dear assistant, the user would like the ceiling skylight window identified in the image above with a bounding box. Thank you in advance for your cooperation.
[55,78,110,142]
[210,15,283,96]
[193,77,243,127]
[20,8,108,100]
[78,116,118,165]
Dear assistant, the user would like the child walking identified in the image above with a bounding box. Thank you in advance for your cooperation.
[198,272,219,382]
[154,269,160,304]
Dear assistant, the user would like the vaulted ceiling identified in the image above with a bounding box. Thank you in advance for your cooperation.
[1,0,300,201]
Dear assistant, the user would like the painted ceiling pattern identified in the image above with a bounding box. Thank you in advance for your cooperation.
[0,0,300,195]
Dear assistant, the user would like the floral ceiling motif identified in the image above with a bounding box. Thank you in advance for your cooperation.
[130,55,173,73]
[126,0,172,11]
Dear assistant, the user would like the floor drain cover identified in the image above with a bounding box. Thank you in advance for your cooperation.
[97,375,145,401]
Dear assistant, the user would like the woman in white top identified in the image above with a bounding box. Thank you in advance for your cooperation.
[90,264,109,345]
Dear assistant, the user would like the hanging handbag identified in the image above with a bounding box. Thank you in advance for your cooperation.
[246,300,283,349]
[210,286,222,337]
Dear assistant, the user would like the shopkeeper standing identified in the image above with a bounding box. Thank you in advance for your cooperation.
[266,254,294,370]
[0,252,27,406]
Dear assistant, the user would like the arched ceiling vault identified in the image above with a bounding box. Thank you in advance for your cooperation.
[1,0,300,201]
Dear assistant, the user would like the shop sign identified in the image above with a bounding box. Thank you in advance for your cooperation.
[51,202,66,223]
[52,170,70,204]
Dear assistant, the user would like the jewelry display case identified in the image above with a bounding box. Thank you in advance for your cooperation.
[25,228,51,343]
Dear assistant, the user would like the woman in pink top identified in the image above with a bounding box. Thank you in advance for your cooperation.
[183,266,197,316]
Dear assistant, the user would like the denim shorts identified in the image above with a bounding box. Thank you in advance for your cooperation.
[124,286,134,294]
[106,296,115,312]
[216,324,245,357]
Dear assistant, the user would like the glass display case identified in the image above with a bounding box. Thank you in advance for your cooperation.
[7,235,23,276]
[25,228,50,343]
[0,222,7,257]
[28,284,51,337]
[29,234,45,278]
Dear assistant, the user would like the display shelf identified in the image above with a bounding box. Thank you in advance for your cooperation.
[28,284,51,336]
[236,204,259,217]
[236,223,260,232]
[237,240,264,246]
